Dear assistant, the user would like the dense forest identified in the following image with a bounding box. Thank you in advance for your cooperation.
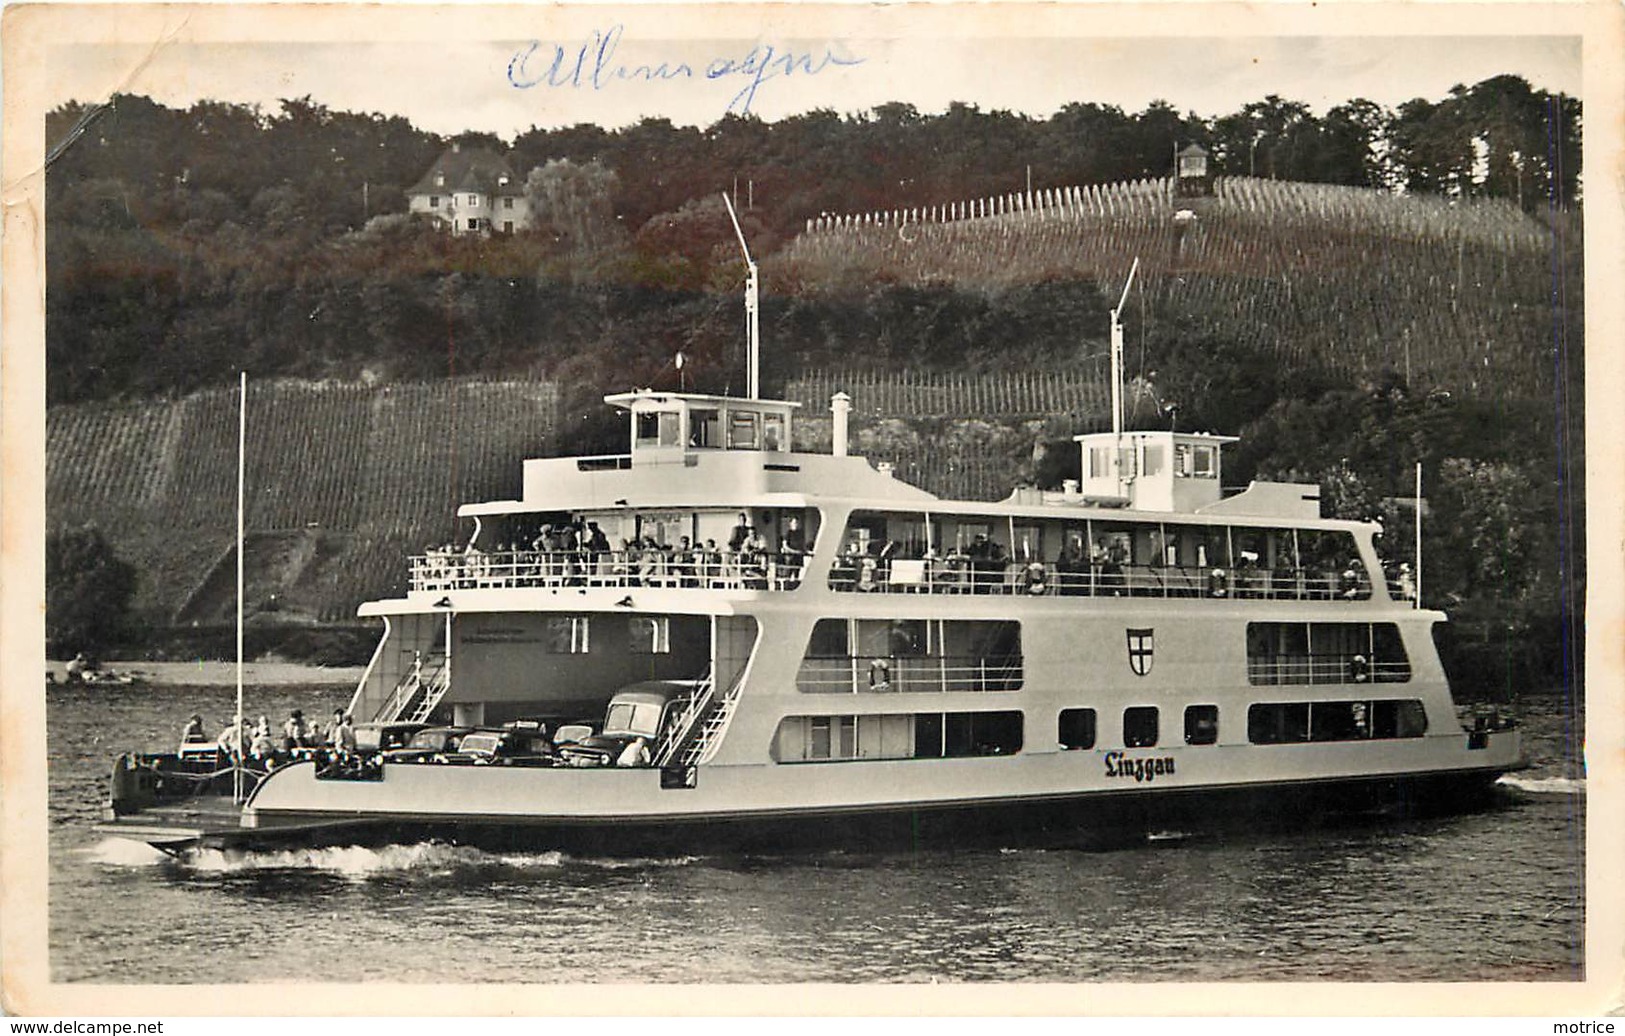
[43,78,1584,688]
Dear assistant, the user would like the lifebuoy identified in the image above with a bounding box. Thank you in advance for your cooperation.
[1021,562,1048,595]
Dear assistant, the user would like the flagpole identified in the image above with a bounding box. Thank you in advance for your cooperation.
[235,371,247,802]
[1414,461,1423,610]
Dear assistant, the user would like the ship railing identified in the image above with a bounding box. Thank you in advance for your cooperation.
[829,559,1374,602]
[409,549,807,593]
[796,654,1024,694]
[1246,653,1412,685]
[653,675,717,767]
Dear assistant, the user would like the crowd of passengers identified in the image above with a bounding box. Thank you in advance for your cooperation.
[831,532,1382,599]
[416,514,810,590]
[179,708,358,767]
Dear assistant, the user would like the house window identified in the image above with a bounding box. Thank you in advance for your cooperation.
[468,195,479,207]
[503,197,515,209]
[628,616,670,654]
[1058,708,1097,750]
[1123,706,1159,748]
[429,195,440,208]
[467,218,479,231]
[1184,704,1219,745]
[503,221,514,234]
[545,616,590,654]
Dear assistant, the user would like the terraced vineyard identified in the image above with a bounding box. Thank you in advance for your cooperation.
[48,379,560,622]
[778,176,1572,403]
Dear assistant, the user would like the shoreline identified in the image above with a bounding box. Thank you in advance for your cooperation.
[47,659,364,687]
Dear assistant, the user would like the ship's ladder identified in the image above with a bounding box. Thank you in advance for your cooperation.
[656,668,746,768]
[402,662,452,723]
[372,652,450,723]
[678,686,742,766]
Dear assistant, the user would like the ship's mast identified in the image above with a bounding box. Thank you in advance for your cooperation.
[722,192,759,399]
[1110,258,1140,493]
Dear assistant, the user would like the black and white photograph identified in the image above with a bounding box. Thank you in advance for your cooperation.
[2,0,1618,1016]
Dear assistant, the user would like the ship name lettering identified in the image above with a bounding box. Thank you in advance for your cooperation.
[1103,752,1175,784]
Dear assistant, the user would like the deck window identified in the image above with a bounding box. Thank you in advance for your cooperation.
[544,616,590,654]
[1059,708,1097,750]
[1184,705,1219,745]
[628,616,670,654]
[797,618,1022,693]
[1247,699,1427,744]
[1247,622,1411,684]
[1123,706,1159,748]
[776,711,1021,762]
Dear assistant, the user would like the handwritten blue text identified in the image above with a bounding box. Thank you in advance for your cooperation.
[508,25,865,115]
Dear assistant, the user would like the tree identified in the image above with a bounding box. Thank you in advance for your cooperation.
[47,525,139,655]
[524,158,626,260]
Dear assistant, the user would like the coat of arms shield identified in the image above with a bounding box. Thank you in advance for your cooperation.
[1126,627,1154,676]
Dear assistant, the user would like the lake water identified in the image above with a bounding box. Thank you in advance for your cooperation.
[48,682,1584,984]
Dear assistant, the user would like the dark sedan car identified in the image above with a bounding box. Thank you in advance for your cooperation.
[382,726,474,764]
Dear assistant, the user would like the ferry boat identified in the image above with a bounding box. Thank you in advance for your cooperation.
[98,257,1524,855]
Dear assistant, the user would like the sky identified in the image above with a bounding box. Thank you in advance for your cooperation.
[44,8,1583,139]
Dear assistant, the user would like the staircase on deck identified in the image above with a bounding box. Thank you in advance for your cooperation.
[656,668,746,768]
[373,652,451,724]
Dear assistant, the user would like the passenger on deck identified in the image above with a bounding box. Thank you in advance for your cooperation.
[283,709,310,750]
[728,513,752,553]
[331,710,356,755]
[782,517,806,555]
[616,737,650,767]
[251,717,277,761]
[586,521,611,556]
[216,718,249,757]
[181,713,207,745]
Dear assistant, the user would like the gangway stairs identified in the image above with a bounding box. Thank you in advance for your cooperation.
[372,655,451,724]
[655,669,745,768]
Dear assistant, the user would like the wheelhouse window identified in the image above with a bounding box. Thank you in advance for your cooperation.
[1059,708,1097,750]
[635,410,681,447]
[544,616,590,653]
[763,413,785,451]
[1248,700,1427,744]
[689,409,720,447]
[1184,705,1219,745]
[727,410,760,449]
[1123,706,1159,748]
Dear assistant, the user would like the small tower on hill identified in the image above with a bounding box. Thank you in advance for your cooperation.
[1175,143,1212,198]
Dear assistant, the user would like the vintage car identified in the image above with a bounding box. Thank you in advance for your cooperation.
[556,681,696,767]
[441,725,557,767]
[382,726,474,764]
[353,722,429,754]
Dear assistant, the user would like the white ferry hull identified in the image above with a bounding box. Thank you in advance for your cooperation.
[178,762,1519,855]
[188,727,1526,853]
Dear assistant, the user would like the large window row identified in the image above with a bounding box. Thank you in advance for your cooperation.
[830,510,1379,602]
[1055,699,1426,749]
[775,711,1024,762]
[1246,622,1411,684]
[797,618,1022,693]
[1247,700,1428,744]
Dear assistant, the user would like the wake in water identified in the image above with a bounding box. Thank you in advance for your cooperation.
[1498,774,1585,795]
[84,836,703,878]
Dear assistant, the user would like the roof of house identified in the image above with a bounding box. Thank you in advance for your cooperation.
[407,145,527,199]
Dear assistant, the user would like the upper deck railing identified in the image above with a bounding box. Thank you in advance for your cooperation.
[410,548,807,593]
[828,554,1376,602]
